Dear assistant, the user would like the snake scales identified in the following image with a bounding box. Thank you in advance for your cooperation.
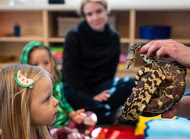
[122,43,186,121]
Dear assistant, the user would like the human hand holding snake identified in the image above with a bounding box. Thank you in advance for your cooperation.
[122,43,186,121]
[139,39,190,67]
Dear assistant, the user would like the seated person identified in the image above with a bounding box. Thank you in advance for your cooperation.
[62,0,135,124]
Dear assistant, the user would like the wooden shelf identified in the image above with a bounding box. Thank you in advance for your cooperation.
[48,37,130,44]
[0,36,44,42]
[120,38,130,43]
[0,62,19,69]
[49,37,65,43]
[134,39,149,44]
[0,9,190,68]
[135,39,190,44]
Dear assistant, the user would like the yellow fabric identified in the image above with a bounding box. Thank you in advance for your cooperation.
[135,115,177,136]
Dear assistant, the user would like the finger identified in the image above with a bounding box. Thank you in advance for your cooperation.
[166,76,172,82]
[102,94,109,101]
[106,93,110,98]
[146,41,162,57]
[156,47,170,59]
[161,111,174,119]
[80,112,87,118]
[80,108,85,113]
[161,110,173,118]
[76,108,85,114]
[132,87,136,92]
[161,107,176,118]
[161,112,169,118]
[104,90,110,94]
[139,44,151,54]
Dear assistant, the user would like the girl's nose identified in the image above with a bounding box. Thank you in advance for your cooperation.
[39,64,45,70]
[54,97,59,106]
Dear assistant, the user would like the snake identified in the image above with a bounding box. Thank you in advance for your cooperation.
[122,43,186,121]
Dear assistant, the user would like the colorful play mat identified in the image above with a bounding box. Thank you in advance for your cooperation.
[91,115,190,139]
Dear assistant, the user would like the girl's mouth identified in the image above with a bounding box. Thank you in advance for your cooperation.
[54,111,58,116]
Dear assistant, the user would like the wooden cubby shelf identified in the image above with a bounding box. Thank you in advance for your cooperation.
[0,5,190,86]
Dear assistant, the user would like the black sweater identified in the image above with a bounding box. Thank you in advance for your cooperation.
[63,20,120,96]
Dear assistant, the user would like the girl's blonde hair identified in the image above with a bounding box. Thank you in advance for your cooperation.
[78,0,110,17]
[0,64,52,139]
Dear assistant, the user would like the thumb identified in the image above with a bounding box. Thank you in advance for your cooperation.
[104,90,110,94]
[76,108,85,114]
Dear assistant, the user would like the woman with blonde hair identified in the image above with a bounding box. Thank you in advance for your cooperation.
[63,0,135,124]
[0,64,59,139]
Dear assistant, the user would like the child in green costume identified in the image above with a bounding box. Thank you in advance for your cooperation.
[20,41,97,138]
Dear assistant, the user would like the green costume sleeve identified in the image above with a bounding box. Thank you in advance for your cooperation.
[53,82,74,127]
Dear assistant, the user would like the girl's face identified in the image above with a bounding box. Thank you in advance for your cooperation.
[83,2,108,32]
[29,48,52,74]
[30,74,59,126]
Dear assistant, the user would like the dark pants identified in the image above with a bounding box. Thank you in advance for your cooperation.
[63,77,135,124]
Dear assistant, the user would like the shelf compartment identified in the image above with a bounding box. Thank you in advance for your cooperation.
[136,11,190,40]
[134,38,190,45]
[0,36,44,42]
[49,37,65,43]
[0,10,43,37]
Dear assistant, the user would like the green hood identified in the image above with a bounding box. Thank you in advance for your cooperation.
[20,41,48,64]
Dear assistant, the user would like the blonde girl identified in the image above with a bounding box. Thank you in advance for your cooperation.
[0,64,59,139]
[20,41,86,128]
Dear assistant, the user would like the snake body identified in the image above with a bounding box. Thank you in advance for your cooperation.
[122,43,186,120]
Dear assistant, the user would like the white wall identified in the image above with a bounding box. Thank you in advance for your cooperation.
[65,0,190,10]
[1,0,190,9]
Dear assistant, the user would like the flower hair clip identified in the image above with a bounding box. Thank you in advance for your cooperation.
[15,69,35,88]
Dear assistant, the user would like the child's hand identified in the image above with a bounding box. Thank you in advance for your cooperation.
[70,109,86,124]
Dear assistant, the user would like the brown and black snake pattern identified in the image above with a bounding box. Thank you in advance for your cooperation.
[122,43,186,121]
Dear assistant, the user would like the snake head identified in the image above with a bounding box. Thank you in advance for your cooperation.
[126,57,136,69]
[126,43,142,69]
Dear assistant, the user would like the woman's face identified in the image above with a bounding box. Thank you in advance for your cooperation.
[83,2,108,32]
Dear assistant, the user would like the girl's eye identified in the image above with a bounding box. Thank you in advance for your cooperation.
[30,63,38,66]
[45,96,50,102]
[44,61,49,65]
